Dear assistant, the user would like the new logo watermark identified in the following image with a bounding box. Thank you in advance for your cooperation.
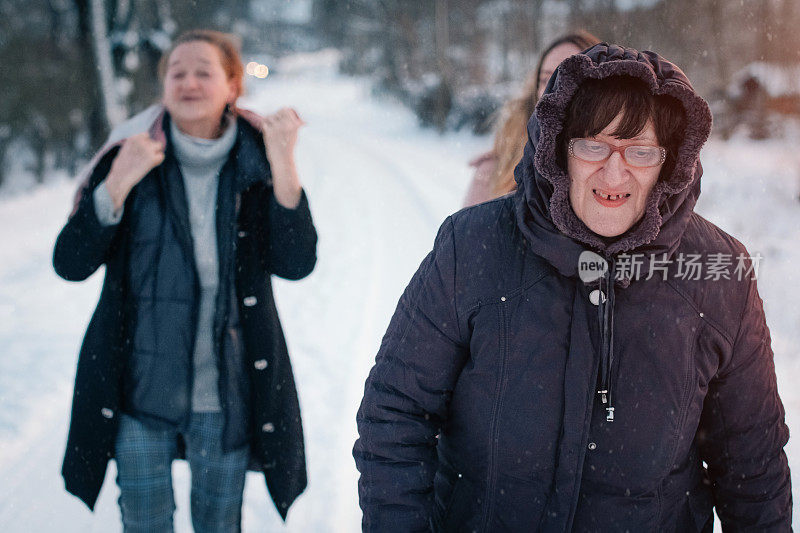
[578,251,609,283]
[576,251,763,282]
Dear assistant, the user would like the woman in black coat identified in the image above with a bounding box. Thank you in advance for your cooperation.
[54,30,316,530]
[354,44,791,531]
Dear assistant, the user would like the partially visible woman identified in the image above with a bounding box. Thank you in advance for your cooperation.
[463,31,599,207]
[54,30,317,531]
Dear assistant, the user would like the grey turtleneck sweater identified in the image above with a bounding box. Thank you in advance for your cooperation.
[94,117,238,412]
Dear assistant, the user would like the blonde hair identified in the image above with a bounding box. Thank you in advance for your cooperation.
[489,31,600,197]
[158,29,245,103]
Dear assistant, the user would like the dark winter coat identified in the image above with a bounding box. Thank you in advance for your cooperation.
[53,113,317,519]
[353,44,791,532]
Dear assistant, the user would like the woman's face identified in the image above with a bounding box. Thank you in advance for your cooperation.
[538,43,582,99]
[567,112,662,237]
[162,41,235,136]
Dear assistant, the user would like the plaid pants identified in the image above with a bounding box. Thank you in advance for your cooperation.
[114,412,249,533]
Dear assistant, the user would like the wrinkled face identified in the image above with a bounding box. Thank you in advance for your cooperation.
[567,112,662,237]
[162,41,235,134]
[538,43,582,99]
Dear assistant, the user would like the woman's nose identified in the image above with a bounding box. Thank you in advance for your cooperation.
[183,75,201,89]
[601,151,627,186]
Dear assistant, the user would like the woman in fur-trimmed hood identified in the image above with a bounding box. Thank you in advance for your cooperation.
[354,43,791,531]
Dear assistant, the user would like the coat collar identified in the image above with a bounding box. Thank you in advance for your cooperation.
[230,114,273,193]
[156,107,273,194]
[72,105,270,214]
[157,111,270,272]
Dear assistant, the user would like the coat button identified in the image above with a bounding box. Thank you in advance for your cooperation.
[101,408,114,419]
[589,290,606,306]
[243,296,257,307]
[262,422,275,433]
[588,442,597,450]
[254,359,268,370]
[238,230,247,238]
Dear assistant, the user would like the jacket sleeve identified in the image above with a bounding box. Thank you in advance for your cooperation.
[353,216,469,532]
[697,274,792,531]
[53,147,123,282]
[262,189,317,280]
[92,180,124,226]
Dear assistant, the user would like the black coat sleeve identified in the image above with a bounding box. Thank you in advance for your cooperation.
[53,148,123,282]
[353,216,469,532]
[697,271,792,531]
[261,189,317,280]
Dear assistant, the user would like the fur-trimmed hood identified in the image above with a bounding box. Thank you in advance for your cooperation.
[513,43,712,279]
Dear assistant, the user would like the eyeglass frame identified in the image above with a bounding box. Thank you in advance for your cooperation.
[568,138,667,168]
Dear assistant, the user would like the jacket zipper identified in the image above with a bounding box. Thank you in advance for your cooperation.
[481,296,510,532]
[216,190,241,452]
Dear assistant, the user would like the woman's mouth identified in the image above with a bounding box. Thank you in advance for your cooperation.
[593,189,631,207]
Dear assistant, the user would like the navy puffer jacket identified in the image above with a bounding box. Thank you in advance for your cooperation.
[354,44,791,531]
[54,114,317,519]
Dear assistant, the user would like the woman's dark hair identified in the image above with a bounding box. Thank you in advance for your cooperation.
[558,76,686,181]
[533,30,600,97]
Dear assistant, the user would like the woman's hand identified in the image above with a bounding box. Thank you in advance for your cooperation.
[104,133,165,210]
[262,107,304,164]
[262,108,304,208]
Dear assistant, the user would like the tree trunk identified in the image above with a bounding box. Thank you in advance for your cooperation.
[757,0,772,61]
[435,0,449,78]
[73,0,108,149]
[0,138,8,189]
[707,0,729,92]
[778,0,797,63]
[31,128,48,184]
[90,0,125,128]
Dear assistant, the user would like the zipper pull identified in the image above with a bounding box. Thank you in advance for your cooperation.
[606,406,615,422]
[597,389,608,404]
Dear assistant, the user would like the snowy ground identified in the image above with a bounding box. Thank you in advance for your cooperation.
[0,55,799,531]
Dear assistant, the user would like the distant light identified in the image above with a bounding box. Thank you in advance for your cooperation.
[246,62,270,79]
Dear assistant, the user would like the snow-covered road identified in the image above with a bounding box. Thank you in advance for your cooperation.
[0,56,798,531]
[0,59,483,531]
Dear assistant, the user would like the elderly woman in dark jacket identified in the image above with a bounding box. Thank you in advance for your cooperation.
[354,44,791,531]
[54,30,316,531]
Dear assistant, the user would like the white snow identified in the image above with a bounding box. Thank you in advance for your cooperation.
[0,58,799,531]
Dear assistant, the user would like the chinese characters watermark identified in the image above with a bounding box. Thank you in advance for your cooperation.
[578,251,762,282]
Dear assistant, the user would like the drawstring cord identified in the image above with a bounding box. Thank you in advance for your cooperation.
[597,256,617,422]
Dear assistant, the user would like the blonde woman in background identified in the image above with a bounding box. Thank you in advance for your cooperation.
[463,31,599,207]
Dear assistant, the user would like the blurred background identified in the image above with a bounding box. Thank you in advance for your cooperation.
[2,0,800,192]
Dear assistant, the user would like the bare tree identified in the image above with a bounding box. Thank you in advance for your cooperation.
[705,0,730,92]
[90,0,127,127]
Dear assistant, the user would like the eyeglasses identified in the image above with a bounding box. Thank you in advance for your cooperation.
[568,138,667,168]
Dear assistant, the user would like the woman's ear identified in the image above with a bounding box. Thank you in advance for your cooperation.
[227,79,238,105]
